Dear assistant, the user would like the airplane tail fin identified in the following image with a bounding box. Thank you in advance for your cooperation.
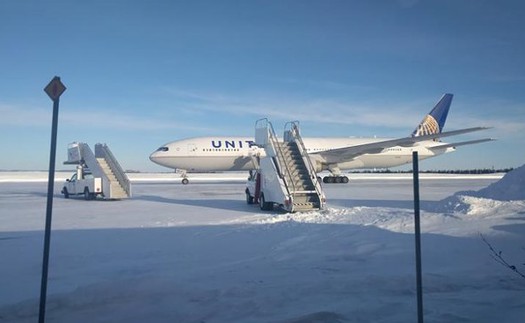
[412,93,453,137]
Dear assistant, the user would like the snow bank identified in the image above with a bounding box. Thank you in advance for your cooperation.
[433,164,525,214]
[476,163,525,200]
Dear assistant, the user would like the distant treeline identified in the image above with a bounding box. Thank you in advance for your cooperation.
[350,168,514,174]
[124,168,513,174]
[0,168,515,174]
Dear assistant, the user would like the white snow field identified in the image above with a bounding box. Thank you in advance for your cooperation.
[1,169,524,322]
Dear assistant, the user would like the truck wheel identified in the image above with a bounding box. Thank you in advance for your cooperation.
[63,188,69,199]
[259,194,273,211]
[246,190,254,204]
[84,188,92,201]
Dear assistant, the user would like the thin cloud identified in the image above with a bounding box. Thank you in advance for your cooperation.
[159,87,425,129]
[272,77,376,92]
[0,103,52,127]
[0,102,209,132]
[3,92,517,138]
[157,88,524,140]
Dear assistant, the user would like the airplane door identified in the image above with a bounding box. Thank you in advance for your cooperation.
[187,143,197,155]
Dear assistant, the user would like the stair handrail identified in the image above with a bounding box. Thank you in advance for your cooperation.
[78,143,107,180]
[95,144,131,197]
[256,118,296,196]
[269,121,297,195]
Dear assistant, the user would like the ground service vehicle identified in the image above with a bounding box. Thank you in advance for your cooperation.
[245,120,325,212]
[62,167,102,200]
[61,142,131,200]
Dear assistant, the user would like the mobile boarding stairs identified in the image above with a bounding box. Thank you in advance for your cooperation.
[252,119,325,212]
[64,142,131,199]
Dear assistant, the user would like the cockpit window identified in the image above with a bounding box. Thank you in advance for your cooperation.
[156,147,169,152]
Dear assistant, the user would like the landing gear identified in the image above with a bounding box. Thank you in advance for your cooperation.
[323,176,349,184]
[177,169,189,185]
[323,166,349,184]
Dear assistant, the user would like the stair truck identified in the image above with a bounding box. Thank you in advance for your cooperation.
[245,119,325,212]
[61,142,132,200]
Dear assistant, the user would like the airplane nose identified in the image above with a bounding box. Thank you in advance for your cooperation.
[150,146,170,166]
[149,150,161,165]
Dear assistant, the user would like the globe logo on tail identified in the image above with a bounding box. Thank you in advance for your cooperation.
[413,115,440,137]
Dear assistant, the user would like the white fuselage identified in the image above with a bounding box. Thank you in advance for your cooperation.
[149,136,452,173]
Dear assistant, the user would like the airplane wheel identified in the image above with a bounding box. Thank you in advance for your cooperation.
[323,176,333,184]
[181,178,189,185]
[323,176,349,184]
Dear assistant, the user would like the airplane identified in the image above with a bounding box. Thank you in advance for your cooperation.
[150,93,494,184]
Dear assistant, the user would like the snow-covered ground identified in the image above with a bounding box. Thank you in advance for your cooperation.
[0,170,524,322]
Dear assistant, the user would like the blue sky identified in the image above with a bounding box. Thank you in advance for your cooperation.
[1,0,524,172]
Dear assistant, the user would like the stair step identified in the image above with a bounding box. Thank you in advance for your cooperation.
[291,190,317,194]
[96,157,130,198]
[293,203,321,211]
[266,134,324,212]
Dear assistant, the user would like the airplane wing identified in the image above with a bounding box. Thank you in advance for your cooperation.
[313,127,492,164]
[428,138,496,151]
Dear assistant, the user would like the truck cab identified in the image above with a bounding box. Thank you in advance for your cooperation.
[246,169,271,209]
[61,166,102,200]
[245,164,281,211]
